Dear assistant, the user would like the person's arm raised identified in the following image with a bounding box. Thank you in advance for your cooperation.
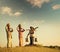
[35,27,38,30]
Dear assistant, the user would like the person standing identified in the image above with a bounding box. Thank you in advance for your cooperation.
[16,24,25,46]
[26,26,38,45]
[5,23,13,48]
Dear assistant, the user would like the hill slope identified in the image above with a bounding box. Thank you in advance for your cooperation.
[0,46,60,52]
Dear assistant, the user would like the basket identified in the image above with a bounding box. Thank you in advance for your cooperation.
[25,38,28,42]
[35,38,37,42]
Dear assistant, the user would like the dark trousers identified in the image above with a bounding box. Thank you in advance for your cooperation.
[30,37,34,45]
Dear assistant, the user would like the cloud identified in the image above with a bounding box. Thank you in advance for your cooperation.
[27,0,50,8]
[0,7,22,16]
[14,12,22,16]
[52,4,60,10]
[1,7,13,16]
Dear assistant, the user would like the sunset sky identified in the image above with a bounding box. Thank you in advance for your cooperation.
[0,0,60,47]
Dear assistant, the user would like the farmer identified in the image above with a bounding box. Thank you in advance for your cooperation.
[5,23,13,48]
[16,24,25,46]
[26,26,38,45]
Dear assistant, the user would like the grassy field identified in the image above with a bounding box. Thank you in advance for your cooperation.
[0,46,60,52]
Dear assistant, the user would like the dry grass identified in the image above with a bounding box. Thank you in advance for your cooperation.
[0,46,60,52]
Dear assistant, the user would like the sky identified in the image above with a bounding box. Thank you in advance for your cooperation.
[0,0,60,47]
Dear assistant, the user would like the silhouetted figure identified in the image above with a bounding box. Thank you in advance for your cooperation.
[5,23,13,48]
[26,26,38,45]
[16,24,25,46]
